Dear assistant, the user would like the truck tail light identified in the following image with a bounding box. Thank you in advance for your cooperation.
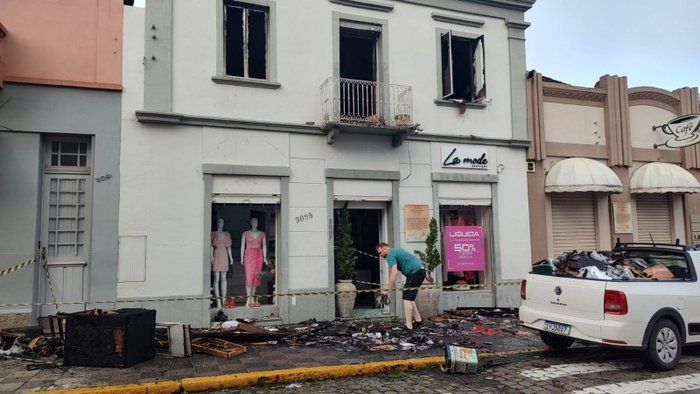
[604,290,628,315]
[520,279,527,301]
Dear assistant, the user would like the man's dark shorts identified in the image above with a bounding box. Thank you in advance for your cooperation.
[402,269,426,301]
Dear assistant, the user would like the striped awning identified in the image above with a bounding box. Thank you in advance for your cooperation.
[545,158,623,193]
[630,162,700,194]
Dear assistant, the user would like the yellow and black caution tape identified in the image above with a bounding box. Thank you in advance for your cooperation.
[0,280,521,308]
[40,248,59,308]
[0,250,59,309]
[354,248,381,260]
[0,258,35,278]
[353,279,382,287]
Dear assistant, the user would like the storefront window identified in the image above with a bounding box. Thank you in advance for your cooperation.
[439,205,492,289]
[211,203,278,308]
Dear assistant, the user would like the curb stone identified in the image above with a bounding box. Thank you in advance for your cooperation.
[44,349,548,393]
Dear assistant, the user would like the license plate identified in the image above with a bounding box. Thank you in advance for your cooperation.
[543,320,571,335]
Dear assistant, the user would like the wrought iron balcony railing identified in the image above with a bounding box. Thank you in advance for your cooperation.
[320,77,414,129]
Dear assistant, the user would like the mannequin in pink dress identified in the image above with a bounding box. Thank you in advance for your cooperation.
[240,218,268,307]
[211,218,233,309]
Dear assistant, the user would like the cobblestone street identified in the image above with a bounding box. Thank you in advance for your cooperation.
[221,346,700,394]
[7,339,700,392]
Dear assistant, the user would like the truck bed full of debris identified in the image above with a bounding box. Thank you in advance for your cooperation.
[534,249,692,281]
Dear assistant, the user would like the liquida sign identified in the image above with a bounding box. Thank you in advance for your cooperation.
[653,114,700,149]
[444,226,485,272]
[441,146,488,170]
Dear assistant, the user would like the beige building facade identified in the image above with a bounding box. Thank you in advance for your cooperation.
[527,72,700,261]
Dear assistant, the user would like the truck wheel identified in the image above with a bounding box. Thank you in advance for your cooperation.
[643,318,682,371]
[540,332,574,349]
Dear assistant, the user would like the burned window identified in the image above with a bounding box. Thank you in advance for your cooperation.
[441,32,485,102]
[224,1,269,79]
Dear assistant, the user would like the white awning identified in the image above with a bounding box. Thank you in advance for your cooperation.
[630,162,700,194]
[545,158,623,193]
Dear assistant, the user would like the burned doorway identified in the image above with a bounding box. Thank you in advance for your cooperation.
[334,206,383,317]
[339,21,382,123]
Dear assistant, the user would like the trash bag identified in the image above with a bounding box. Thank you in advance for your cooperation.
[567,253,607,270]
[578,266,612,280]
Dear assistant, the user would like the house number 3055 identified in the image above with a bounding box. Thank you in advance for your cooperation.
[295,212,313,223]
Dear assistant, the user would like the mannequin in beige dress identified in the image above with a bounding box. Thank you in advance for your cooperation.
[211,218,233,308]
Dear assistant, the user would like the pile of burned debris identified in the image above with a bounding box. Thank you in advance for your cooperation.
[276,309,534,354]
[0,326,63,362]
[186,309,534,355]
[534,250,691,280]
[1,309,538,367]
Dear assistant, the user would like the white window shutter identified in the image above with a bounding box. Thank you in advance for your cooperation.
[441,31,454,99]
[473,35,486,101]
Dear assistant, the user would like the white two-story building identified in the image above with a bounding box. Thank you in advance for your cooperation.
[119,0,534,327]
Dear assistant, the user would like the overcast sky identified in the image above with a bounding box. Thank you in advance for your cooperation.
[131,0,699,91]
[525,0,700,91]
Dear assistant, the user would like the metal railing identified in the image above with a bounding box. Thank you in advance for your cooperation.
[321,77,413,128]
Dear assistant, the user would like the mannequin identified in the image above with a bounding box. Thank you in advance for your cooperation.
[211,218,233,309]
[241,218,267,307]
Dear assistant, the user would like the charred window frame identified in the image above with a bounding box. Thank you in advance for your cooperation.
[435,29,486,105]
[332,12,389,84]
[214,0,279,88]
[225,1,269,79]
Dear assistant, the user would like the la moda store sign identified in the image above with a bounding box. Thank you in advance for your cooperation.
[441,146,488,169]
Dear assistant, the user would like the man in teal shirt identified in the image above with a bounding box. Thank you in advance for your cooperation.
[376,242,426,330]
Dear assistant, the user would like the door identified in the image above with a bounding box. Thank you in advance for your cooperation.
[40,173,91,316]
[333,202,388,316]
[551,193,597,256]
[339,23,381,122]
[636,194,673,244]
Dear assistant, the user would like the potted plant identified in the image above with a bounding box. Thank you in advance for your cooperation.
[334,203,357,318]
[414,217,442,318]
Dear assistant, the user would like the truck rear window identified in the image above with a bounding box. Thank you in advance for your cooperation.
[625,252,692,280]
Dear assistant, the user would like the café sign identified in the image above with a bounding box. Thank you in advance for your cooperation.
[441,146,488,170]
[653,114,700,149]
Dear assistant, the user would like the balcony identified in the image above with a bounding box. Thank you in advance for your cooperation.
[320,77,415,146]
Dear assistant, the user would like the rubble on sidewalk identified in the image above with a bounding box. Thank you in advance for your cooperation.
[191,318,323,344]
[1,308,537,368]
[0,326,64,361]
[188,308,530,356]
[155,322,192,358]
[533,249,690,280]
[275,309,527,354]
[191,337,246,359]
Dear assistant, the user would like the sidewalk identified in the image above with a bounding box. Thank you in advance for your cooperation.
[0,314,545,392]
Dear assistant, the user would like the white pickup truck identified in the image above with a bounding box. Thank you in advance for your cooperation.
[520,242,700,370]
